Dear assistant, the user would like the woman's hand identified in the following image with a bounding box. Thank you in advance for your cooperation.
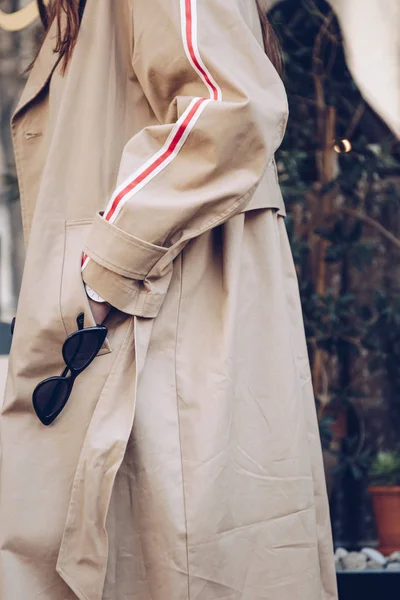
[88,298,111,325]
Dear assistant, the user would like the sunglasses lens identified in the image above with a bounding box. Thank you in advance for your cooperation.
[33,377,71,426]
[63,328,106,372]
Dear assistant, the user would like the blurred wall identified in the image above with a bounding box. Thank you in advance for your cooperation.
[0,1,39,327]
[0,356,6,405]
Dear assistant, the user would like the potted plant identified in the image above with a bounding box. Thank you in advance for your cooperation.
[368,450,400,555]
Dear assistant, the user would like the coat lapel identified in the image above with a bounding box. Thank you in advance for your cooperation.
[12,17,61,122]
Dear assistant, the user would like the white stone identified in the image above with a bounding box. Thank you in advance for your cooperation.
[388,551,400,562]
[335,547,349,559]
[335,557,344,571]
[361,547,386,565]
[342,552,368,571]
[386,562,400,571]
[365,560,384,570]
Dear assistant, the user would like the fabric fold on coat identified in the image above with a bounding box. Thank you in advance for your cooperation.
[82,0,287,317]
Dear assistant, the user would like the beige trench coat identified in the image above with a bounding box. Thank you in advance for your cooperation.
[0,0,337,598]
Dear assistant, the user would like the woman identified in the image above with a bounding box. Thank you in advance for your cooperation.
[0,0,337,598]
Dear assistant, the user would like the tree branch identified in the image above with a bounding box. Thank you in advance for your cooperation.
[340,206,400,250]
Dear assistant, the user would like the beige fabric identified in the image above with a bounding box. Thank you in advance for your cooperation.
[0,1,337,599]
[329,0,400,139]
[267,0,400,139]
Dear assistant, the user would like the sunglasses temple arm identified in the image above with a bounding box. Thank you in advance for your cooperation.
[76,312,85,330]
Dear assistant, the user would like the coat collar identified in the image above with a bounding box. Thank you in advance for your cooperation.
[12,16,62,122]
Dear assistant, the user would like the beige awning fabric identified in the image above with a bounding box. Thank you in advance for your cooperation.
[266,0,400,139]
[330,0,399,139]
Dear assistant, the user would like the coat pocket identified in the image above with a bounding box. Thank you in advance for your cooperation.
[60,219,111,355]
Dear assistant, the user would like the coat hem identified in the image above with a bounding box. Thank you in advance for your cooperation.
[57,566,89,600]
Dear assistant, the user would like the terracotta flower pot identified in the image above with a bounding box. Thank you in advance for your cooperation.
[368,485,400,555]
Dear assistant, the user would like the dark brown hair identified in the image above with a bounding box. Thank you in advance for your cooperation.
[255,0,283,76]
[36,0,282,76]
[36,0,85,72]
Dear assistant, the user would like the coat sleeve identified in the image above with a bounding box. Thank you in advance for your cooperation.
[82,0,285,317]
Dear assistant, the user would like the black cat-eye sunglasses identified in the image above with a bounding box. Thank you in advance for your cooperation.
[11,312,107,426]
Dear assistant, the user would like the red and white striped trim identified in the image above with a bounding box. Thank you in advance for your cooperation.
[82,0,222,271]
[181,0,222,101]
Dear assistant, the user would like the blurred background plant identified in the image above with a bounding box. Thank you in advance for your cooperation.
[369,450,400,487]
[269,0,400,549]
